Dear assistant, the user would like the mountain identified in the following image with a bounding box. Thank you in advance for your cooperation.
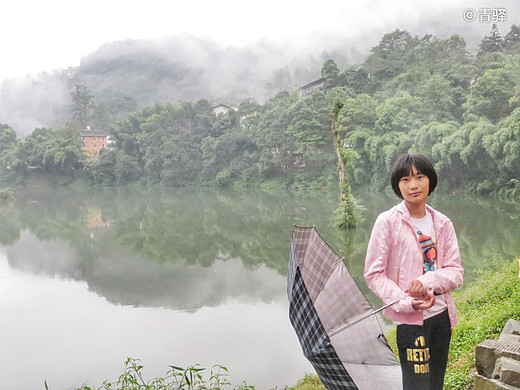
[0,34,336,136]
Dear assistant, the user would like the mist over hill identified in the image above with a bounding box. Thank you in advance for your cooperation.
[0,36,317,136]
[0,3,514,137]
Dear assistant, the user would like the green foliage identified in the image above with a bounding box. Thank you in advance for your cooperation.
[0,187,15,205]
[478,24,504,57]
[71,84,95,129]
[321,59,340,88]
[70,358,255,390]
[292,373,326,390]
[67,358,327,390]
[445,259,520,389]
[462,61,520,123]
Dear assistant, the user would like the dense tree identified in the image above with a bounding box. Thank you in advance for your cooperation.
[364,29,419,82]
[338,66,376,95]
[478,24,504,56]
[504,25,520,53]
[321,59,340,89]
[483,108,520,180]
[463,62,520,123]
[0,126,17,155]
[71,84,95,128]
[0,126,24,180]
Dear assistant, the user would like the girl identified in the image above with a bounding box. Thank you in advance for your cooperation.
[364,153,464,390]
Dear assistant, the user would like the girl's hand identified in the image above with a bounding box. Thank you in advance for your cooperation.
[407,279,436,310]
[412,294,436,310]
[407,279,428,299]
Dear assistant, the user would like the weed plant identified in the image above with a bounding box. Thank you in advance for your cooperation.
[50,358,255,390]
[59,357,328,390]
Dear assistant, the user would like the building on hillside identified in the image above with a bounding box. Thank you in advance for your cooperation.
[79,126,109,157]
[213,103,238,116]
[298,77,326,97]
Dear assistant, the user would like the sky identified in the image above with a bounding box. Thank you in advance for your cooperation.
[1,0,517,84]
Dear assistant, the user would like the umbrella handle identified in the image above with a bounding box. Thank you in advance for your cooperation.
[329,294,409,337]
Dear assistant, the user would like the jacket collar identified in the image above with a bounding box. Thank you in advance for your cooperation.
[395,200,435,221]
[395,200,442,230]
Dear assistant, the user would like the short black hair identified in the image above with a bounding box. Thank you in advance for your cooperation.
[390,154,437,199]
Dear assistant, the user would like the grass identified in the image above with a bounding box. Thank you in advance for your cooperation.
[445,257,520,389]
[58,358,255,390]
[292,373,326,390]
[57,358,327,390]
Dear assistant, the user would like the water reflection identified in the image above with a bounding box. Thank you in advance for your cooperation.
[6,230,287,311]
[1,186,342,312]
[1,186,520,310]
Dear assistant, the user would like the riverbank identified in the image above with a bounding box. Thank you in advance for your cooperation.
[444,257,520,389]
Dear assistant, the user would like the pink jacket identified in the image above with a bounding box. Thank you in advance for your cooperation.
[364,201,464,327]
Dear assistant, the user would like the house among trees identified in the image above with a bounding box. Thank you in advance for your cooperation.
[298,77,326,97]
[79,126,109,157]
[213,103,238,116]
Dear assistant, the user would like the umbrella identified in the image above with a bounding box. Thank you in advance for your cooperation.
[287,225,402,390]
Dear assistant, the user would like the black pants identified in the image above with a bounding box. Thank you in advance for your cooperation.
[396,310,451,390]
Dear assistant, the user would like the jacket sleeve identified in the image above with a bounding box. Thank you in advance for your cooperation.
[364,213,415,313]
[417,219,464,293]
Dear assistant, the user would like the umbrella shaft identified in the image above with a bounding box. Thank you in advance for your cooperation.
[329,294,408,337]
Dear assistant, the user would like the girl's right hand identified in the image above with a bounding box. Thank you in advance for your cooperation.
[412,294,435,311]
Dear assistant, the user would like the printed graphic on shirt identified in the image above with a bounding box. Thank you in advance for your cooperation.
[406,336,430,374]
[417,230,437,273]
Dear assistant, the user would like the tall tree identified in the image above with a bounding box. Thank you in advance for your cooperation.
[71,84,95,129]
[478,24,504,56]
[504,24,520,52]
[364,29,418,82]
[321,59,340,89]
[332,99,360,228]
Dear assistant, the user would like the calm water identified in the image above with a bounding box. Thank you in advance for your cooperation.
[0,185,519,389]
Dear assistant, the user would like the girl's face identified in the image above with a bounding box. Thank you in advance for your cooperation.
[398,165,430,207]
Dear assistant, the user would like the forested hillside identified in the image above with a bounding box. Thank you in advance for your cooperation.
[0,35,327,136]
[2,25,520,197]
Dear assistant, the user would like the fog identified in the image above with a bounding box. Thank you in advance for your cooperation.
[0,0,518,137]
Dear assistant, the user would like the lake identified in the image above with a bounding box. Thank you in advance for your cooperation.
[0,185,519,389]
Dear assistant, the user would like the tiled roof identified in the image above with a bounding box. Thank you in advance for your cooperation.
[79,130,108,137]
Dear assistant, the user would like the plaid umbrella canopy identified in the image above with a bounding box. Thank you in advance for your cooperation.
[287,226,402,390]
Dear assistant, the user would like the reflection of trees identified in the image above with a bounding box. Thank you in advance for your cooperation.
[0,205,21,245]
[434,195,520,283]
[109,188,339,274]
[4,186,342,275]
[3,186,520,289]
